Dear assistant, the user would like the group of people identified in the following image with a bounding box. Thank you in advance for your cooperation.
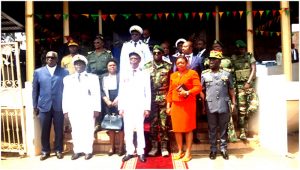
[32,24,258,163]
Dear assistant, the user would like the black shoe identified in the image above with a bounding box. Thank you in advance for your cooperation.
[56,151,63,159]
[193,138,201,144]
[221,151,229,160]
[122,154,134,162]
[209,151,217,160]
[138,154,146,163]
[71,153,82,160]
[85,153,93,160]
[108,148,115,156]
[118,148,125,156]
[40,152,50,161]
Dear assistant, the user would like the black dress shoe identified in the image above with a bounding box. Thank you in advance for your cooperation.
[138,154,146,163]
[122,154,134,162]
[118,148,125,156]
[85,153,93,160]
[193,138,201,144]
[221,151,229,160]
[40,153,50,161]
[71,153,82,160]
[209,151,217,160]
[56,151,63,159]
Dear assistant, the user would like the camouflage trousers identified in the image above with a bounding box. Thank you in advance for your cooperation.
[149,101,169,142]
[236,83,259,130]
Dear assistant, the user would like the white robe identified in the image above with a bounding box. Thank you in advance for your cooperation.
[118,68,151,155]
[62,71,101,154]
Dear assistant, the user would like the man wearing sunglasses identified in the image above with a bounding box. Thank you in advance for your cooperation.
[32,51,69,161]
[144,45,172,157]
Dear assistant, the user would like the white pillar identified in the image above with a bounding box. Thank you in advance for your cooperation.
[98,10,103,34]
[63,1,70,43]
[215,6,220,40]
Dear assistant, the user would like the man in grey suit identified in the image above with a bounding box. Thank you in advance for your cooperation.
[32,51,69,160]
[201,50,236,160]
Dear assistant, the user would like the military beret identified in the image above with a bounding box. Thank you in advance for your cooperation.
[153,45,164,52]
[72,54,88,65]
[213,40,224,48]
[129,51,142,58]
[235,40,247,48]
[68,40,79,47]
[209,50,223,59]
[46,51,58,58]
[129,25,143,34]
[175,38,187,47]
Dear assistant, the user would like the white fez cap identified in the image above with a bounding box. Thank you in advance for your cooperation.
[129,25,143,34]
[46,51,58,58]
[72,54,88,65]
[175,38,187,47]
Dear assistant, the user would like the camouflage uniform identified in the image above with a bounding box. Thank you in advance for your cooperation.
[86,50,113,77]
[144,60,171,156]
[231,52,259,139]
[204,56,237,142]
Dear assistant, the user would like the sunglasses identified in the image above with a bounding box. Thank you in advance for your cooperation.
[153,52,162,55]
[46,57,56,59]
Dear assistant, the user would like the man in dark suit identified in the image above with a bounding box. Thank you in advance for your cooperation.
[291,43,299,63]
[142,28,159,52]
[32,51,69,161]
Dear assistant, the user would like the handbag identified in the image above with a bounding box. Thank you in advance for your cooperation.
[101,113,123,131]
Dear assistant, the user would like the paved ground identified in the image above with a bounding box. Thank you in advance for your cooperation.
[1,147,298,170]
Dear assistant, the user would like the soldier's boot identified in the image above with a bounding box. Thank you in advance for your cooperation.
[148,141,158,156]
[239,128,247,140]
[161,141,169,157]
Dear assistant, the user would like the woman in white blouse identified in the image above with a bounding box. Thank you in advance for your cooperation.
[100,59,125,156]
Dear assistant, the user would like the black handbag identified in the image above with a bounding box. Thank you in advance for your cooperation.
[101,113,123,131]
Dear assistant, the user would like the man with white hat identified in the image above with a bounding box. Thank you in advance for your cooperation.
[62,54,101,160]
[119,25,152,78]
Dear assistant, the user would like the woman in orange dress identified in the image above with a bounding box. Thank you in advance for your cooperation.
[166,55,202,162]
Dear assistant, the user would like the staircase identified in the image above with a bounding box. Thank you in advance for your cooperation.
[64,120,259,154]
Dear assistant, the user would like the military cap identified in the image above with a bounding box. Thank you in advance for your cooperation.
[129,25,143,34]
[153,45,164,53]
[235,40,247,48]
[175,38,187,47]
[68,40,79,47]
[129,51,142,59]
[46,51,58,58]
[72,54,88,65]
[209,50,223,59]
[213,40,224,48]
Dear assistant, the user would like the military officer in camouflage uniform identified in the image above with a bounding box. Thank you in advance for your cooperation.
[231,40,259,140]
[86,34,113,132]
[204,40,237,142]
[201,50,236,160]
[144,45,172,157]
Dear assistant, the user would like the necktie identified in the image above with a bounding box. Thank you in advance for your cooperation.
[134,42,137,47]
[78,73,81,82]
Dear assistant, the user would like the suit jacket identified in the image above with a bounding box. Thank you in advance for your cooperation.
[172,54,203,76]
[292,48,299,63]
[32,65,69,112]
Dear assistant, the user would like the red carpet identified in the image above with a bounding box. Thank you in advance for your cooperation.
[120,153,188,169]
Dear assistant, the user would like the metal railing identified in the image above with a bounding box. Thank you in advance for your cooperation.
[1,42,27,155]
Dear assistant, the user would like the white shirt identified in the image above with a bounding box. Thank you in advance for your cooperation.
[46,65,57,76]
[104,74,117,90]
[197,49,206,58]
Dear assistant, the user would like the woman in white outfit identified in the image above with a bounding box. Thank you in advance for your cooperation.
[63,54,101,160]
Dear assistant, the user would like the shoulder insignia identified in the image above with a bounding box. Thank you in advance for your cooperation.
[202,69,211,74]
[87,51,94,55]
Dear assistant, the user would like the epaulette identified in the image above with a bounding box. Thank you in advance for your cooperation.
[202,69,211,74]
[106,50,111,53]
[87,51,94,55]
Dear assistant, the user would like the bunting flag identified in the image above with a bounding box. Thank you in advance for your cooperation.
[270,32,273,37]
[54,14,61,20]
[279,9,283,15]
[255,30,259,35]
[153,14,158,20]
[184,12,189,20]
[165,13,169,19]
[239,11,243,19]
[90,14,99,22]
[199,12,203,20]
[171,13,175,18]
[205,12,210,20]
[283,8,290,15]
[45,14,52,19]
[212,12,216,18]
[259,10,264,19]
[122,14,131,20]
[81,14,89,18]
[265,10,270,16]
[219,12,224,19]
[110,14,117,21]
[191,12,196,19]
[226,11,230,17]
[35,14,42,19]
[157,13,163,20]
[253,10,257,17]
[272,10,277,16]
[72,14,79,19]
[101,14,108,21]
[146,13,152,19]
[136,13,143,19]
[276,32,281,36]
[232,11,237,17]
[178,12,183,20]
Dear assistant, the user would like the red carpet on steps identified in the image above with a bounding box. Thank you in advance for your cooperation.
[120,153,188,169]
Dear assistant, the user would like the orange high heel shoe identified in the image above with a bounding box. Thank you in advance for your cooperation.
[173,152,185,160]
